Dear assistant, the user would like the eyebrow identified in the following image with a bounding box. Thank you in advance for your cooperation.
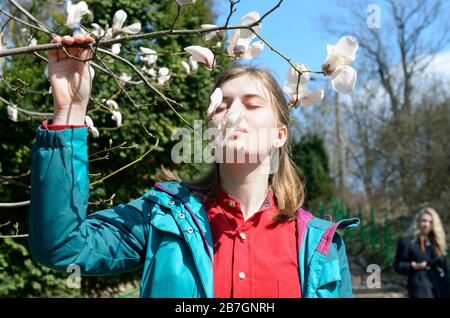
[222,94,267,102]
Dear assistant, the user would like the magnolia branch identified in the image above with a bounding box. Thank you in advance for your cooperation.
[0,0,284,58]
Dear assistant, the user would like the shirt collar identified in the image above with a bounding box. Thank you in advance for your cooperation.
[216,185,276,214]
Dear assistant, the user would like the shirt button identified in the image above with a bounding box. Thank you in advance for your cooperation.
[238,272,246,280]
[168,200,175,205]
[228,200,236,207]
[239,232,247,240]
[178,213,185,219]
[186,227,194,234]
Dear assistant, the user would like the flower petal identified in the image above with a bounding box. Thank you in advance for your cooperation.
[220,110,245,146]
[176,0,197,5]
[243,40,264,60]
[189,56,198,71]
[227,30,239,57]
[201,24,219,41]
[184,45,215,69]
[331,65,357,94]
[207,87,223,117]
[111,43,121,54]
[181,60,190,74]
[140,47,158,66]
[90,23,105,37]
[66,1,90,29]
[239,11,261,39]
[121,22,141,34]
[111,111,122,127]
[112,10,127,33]
[333,35,359,62]
[7,105,18,122]
[286,64,310,86]
[105,99,119,110]
[302,87,324,107]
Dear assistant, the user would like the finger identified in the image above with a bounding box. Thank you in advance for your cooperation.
[51,36,62,44]
[62,35,75,45]
[84,35,95,43]
[49,36,62,58]
[62,35,81,57]
[73,34,84,44]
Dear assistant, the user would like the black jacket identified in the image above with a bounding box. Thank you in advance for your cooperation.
[394,236,450,298]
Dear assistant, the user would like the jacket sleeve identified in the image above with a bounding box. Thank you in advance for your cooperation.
[336,234,353,298]
[393,237,412,275]
[29,126,151,276]
[315,233,354,298]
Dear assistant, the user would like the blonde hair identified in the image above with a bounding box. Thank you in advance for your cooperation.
[407,207,447,256]
[155,64,305,222]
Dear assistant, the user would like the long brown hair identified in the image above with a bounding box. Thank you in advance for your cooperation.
[155,64,305,222]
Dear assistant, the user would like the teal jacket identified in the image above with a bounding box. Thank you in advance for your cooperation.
[29,127,359,298]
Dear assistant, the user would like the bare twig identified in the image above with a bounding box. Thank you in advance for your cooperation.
[0,201,30,208]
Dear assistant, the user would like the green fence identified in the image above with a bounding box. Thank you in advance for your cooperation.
[313,198,395,267]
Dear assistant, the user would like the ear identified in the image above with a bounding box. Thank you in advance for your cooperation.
[274,125,288,148]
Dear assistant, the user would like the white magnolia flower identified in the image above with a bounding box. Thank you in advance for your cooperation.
[184,45,216,69]
[176,0,197,5]
[112,10,127,33]
[189,56,198,72]
[201,24,222,41]
[112,10,141,34]
[121,22,141,34]
[226,12,264,61]
[90,23,105,38]
[141,66,157,77]
[7,105,18,122]
[227,31,264,60]
[282,64,324,107]
[89,65,95,79]
[119,73,131,86]
[238,11,261,39]
[104,99,119,110]
[111,110,122,127]
[322,35,358,94]
[207,87,223,117]
[181,60,190,74]
[104,28,113,39]
[216,110,245,147]
[66,1,92,30]
[29,37,37,46]
[157,67,171,85]
[139,47,158,66]
[85,115,99,138]
[111,43,121,54]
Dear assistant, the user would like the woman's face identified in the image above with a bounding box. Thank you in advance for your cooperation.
[207,74,287,165]
[418,212,433,236]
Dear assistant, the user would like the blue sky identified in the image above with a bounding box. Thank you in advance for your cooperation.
[212,0,347,83]
[212,0,450,85]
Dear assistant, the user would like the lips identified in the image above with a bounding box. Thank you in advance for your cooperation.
[233,127,249,133]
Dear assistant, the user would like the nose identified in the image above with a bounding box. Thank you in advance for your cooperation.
[228,98,245,113]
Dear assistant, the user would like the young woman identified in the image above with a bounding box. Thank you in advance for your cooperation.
[29,34,359,298]
[394,208,450,298]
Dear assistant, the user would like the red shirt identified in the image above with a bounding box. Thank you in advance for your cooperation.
[203,186,301,298]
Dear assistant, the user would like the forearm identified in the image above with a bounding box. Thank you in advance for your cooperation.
[29,126,90,269]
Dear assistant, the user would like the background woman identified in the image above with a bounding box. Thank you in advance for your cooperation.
[394,207,450,298]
